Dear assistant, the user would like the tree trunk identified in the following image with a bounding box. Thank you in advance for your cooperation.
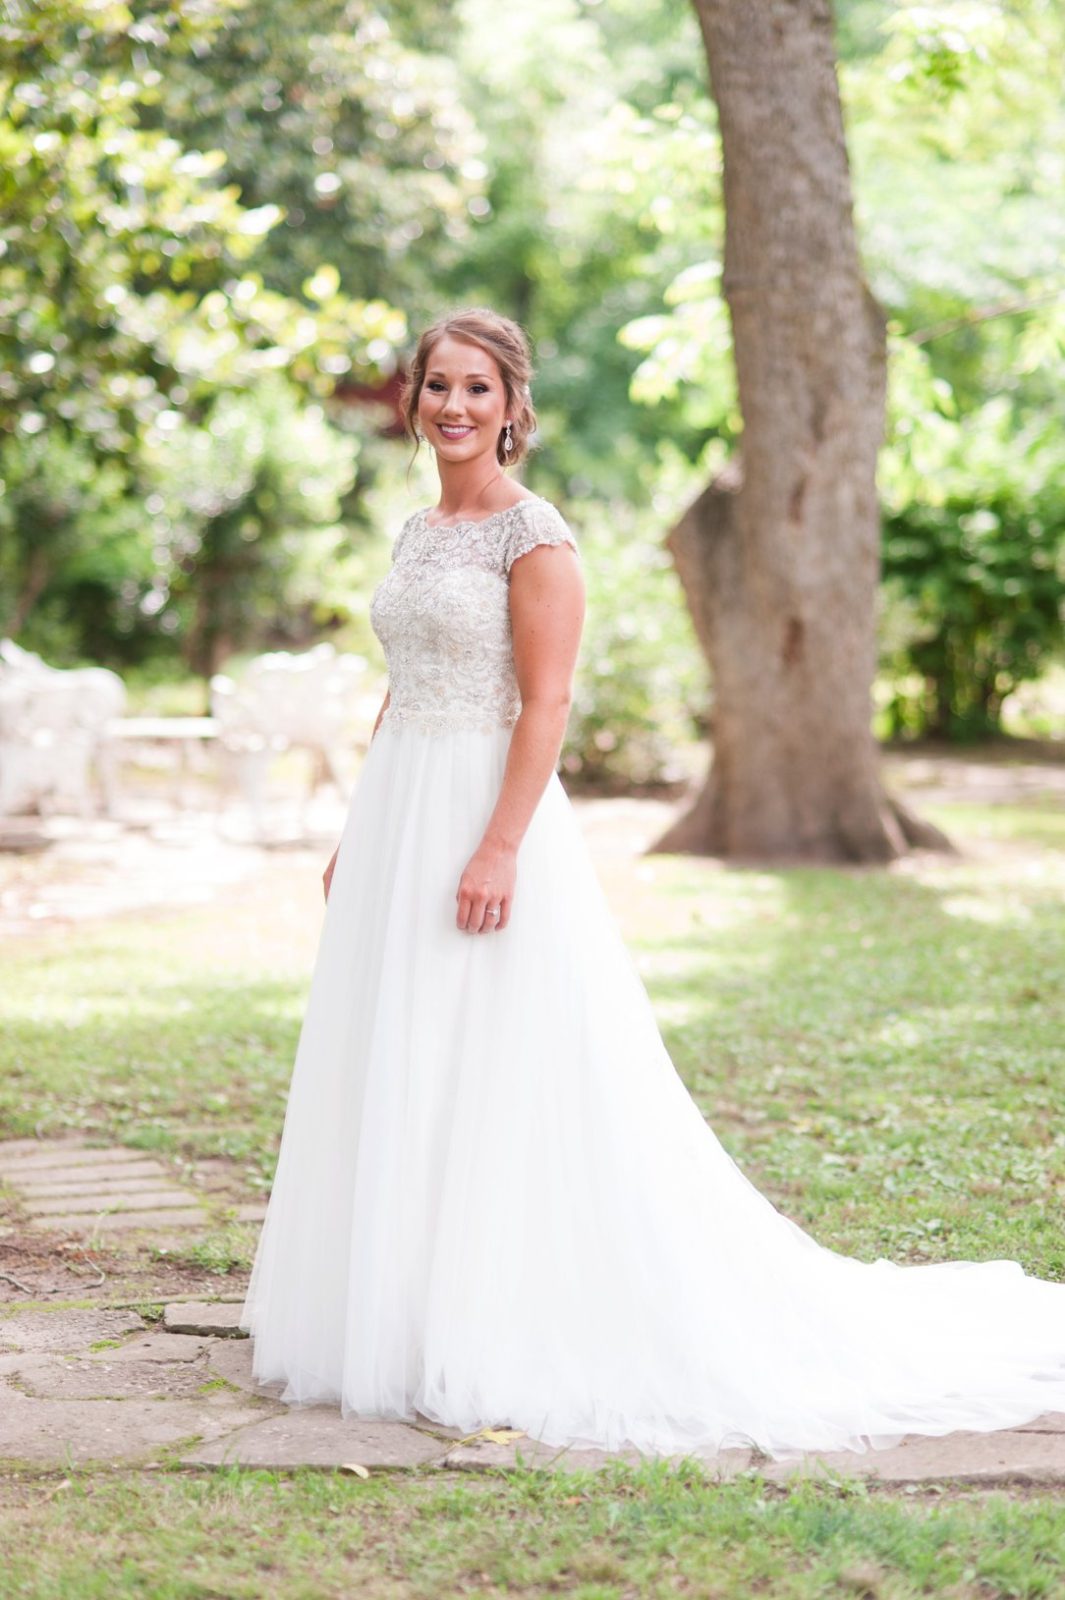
[654,0,948,861]
[7,546,53,637]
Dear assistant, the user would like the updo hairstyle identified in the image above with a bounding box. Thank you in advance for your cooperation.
[401,307,538,468]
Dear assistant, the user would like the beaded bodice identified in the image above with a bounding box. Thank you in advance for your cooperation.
[369,496,580,736]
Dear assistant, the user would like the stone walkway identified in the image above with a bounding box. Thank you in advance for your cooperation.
[3,1139,1064,1485]
[2,1293,1063,1484]
[0,1137,264,1241]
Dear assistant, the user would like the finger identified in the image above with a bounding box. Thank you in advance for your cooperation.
[495,897,510,931]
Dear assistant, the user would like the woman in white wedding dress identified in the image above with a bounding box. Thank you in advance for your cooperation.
[240,306,1065,1462]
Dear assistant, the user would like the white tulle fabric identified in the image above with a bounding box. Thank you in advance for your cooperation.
[240,497,1065,1461]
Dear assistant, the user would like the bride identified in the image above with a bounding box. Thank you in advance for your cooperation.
[240,306,1065,1461]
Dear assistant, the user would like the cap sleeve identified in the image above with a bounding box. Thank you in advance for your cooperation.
[504,499,580,576]
[391,513,418,565]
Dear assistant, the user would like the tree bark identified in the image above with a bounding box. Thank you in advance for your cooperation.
[7,546,53,637]
[654,0,948,861]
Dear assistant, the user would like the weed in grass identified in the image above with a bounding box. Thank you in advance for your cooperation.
[151,1223,257,1277]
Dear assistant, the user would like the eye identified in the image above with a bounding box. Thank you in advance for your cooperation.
[470,383,489,393]
[425,381,446,391]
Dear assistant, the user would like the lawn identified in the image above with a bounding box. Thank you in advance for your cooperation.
[1,780,1064,1597]
[1,791,1061,1278]
[4,1462,1065,1599]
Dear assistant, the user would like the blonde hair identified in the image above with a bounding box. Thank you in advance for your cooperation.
[401,307,537,467]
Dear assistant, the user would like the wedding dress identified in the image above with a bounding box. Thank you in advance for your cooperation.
[240,494,1065,1461]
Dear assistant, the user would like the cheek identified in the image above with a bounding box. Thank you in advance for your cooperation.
[474,393,505,423]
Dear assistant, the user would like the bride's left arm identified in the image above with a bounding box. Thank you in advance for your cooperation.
[455,542,585,934]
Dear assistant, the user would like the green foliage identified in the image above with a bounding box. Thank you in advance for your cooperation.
[560,498,706,790]
[144,375,358,677]
[443,0,713,502]
[618,0,1065,741]
[2,0,1062,741]
[879,341,1064,739]
[1,0,280,453]
[850,2,1065,735]
[0,0,404,667]
[150,0,482,307]
[881,495,1063,741]
[0,429,146,654]
[0,0,409,430]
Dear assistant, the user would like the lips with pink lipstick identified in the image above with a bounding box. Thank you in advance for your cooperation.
[437,423,476,441]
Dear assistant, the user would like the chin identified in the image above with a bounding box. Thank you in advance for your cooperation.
[440,443,493,461]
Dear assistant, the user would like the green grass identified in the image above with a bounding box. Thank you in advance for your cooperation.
[3,1463,1065,1599]
[0,873,314,1194]
[2,793,1064,1593]
[635,827,1065,1277]
[0,798,1062,1278]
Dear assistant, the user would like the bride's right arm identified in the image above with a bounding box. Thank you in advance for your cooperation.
[324,686,391,901]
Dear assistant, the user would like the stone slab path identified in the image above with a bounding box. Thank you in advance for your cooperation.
[0,1137,265,1240]
[4,1140,1065,1486]
[1,1293,1064,1484]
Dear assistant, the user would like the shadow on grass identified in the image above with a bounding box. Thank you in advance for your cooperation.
[2,816,1062,1274]
[639,860,1064,1275]
[0,973,306,1185]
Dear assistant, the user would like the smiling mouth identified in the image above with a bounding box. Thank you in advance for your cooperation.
[437,424,475,439]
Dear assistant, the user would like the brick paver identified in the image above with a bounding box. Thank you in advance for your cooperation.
[0,1137,210,1236]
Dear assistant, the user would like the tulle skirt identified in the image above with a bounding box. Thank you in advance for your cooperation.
[239,719,1065,1461]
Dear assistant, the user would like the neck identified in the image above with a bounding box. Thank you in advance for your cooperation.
[435,457,506,514]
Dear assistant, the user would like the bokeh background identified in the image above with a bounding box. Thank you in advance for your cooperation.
[3,0,1062,802]
[3,15,1065,1585]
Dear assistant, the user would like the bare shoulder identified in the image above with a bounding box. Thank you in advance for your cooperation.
[504,486,544,509]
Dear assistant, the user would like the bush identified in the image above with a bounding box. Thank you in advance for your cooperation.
[881,494,1063,739]
[559,500,707,791]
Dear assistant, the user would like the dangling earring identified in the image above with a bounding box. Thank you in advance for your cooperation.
[503,421,513,455]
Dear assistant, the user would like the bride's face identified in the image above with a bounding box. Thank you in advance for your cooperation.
[417,335,509,466]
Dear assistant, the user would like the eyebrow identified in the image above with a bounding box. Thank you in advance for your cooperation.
[425,368,496,380]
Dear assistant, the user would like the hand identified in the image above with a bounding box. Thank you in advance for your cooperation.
[323,845,339,903]
[455,838,516,933]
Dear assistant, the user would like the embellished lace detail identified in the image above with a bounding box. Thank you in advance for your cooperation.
[369,497,580,735]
